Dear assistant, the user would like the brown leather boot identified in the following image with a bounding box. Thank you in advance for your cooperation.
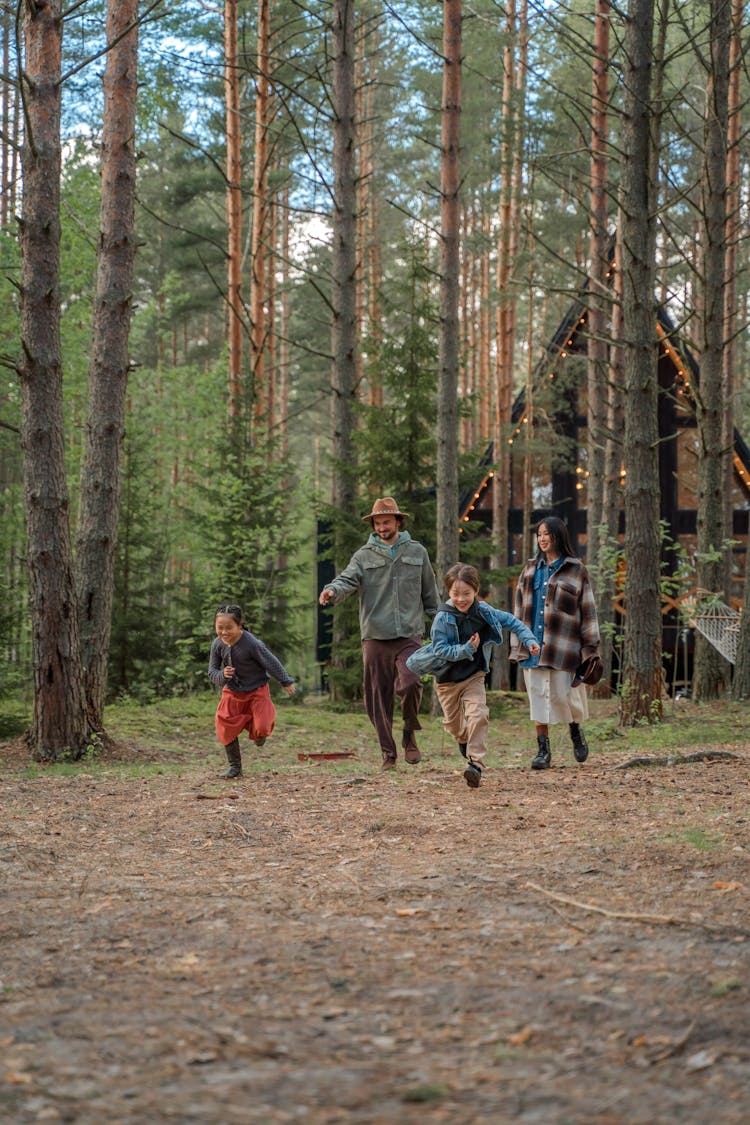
[402,729,421,764]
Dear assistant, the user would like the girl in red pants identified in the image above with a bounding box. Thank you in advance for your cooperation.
[208,604,296,778]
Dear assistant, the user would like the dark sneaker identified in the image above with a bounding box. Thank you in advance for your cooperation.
[382,753,397,770]
[464,761,482,788]
[458,742,468,759]
[222,763,242,779]
[254,736,267,748]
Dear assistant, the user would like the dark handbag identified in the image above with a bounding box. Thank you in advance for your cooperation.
[577,654,604,685]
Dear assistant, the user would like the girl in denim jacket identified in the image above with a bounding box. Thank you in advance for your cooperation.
[407,565,538,788]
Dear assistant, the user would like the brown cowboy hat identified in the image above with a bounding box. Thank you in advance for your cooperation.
[577,654,604,686]
[362,496,411,522]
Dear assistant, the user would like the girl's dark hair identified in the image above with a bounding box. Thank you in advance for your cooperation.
[215,604,244,624]
[536,516,576,559]
[444,563,481,594]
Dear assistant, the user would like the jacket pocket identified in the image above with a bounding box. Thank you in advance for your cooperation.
[554,581,578,616]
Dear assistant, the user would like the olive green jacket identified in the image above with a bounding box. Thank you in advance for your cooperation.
[323,532,439,641]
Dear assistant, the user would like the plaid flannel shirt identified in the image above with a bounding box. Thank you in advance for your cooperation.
[510,556,600,673]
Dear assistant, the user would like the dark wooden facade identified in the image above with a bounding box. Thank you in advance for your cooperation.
[458,295,750,686]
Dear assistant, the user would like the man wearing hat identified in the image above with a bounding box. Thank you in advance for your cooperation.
[319,497,439,769]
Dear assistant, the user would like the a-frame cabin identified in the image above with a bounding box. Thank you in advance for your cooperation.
[459,291,750,686]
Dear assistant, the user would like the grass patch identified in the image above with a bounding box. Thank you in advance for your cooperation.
[2,691,748,777]
[401,1083,449,1104]
[19,760,189,781]
[0,704,29,739]
[709,978,742,998]
[676,827,724,852]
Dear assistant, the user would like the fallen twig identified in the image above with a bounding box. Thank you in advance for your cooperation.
[543,899,593,934]
[648,1019,696,1063]
[195,792,240,800]
[525,881,722,933]
[615,750,739,770]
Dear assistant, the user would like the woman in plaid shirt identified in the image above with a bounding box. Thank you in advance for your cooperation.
[510,517,601,770]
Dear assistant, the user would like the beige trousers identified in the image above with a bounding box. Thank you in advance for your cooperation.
[435,671,489,764]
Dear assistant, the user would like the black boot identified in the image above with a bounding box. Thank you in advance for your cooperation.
[463,759,482,788]
[569,723,589,763]
[222,738,242,778]
[531,734,551,770]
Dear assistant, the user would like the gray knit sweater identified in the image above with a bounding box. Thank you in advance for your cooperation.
[208,629,294,694]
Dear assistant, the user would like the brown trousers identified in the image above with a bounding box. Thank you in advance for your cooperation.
[362,637,423,756]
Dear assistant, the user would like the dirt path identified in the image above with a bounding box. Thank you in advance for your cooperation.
[2,749,749,1123]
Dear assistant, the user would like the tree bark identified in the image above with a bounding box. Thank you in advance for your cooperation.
[1,4,11,228]
[693,0,732,700]
[75,0,139,730]
[587,0,610,574]
[436,0,462,587]
[250,0,271,425]
[619,0,662,724]
[225,0,243,418]
[478,201,492,442]
[723,0,742,603]
[599,220,624,689]
[330,0,358,532]
[729,0,750,699]
[18,0,90,759]
[279,179,291,457]
[490,0,516,617]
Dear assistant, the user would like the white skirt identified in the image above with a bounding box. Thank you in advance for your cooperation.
[523,667,589,725]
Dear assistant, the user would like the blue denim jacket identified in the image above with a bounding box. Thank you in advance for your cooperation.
[406,599,538,677]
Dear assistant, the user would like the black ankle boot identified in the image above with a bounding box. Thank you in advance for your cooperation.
[531,734,551,770]
[463,759,482,788]
[569,723,589,763]
[222,738,242,778]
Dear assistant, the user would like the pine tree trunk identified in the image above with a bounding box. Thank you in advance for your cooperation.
[250,0,271,425]
[265,184,277,437]
[619,0,663,724]
[600,221,624,689]
[225,0,243,417]
[18,0,90,759]
[75,0,139,731]
[587,0,610,574]
[522,201,535,567]
[436,0,462,586]
[1,5,11,229]
[490,0,516,685]
[693,0,732,700]
[723,0,742,603]
[327,0,359,700]
[279,180,291,457]
[479,202,492,442]
[330,0,358,536]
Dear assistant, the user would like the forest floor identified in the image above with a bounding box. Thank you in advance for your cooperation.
[1,692,749,1124]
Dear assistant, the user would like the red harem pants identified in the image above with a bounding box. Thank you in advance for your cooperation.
[362,636,423,756]
[215,684,276,746]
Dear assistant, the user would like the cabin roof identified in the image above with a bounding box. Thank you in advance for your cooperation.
[460,291,750,523]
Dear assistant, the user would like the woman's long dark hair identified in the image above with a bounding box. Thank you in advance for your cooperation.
[536,516,576,560]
